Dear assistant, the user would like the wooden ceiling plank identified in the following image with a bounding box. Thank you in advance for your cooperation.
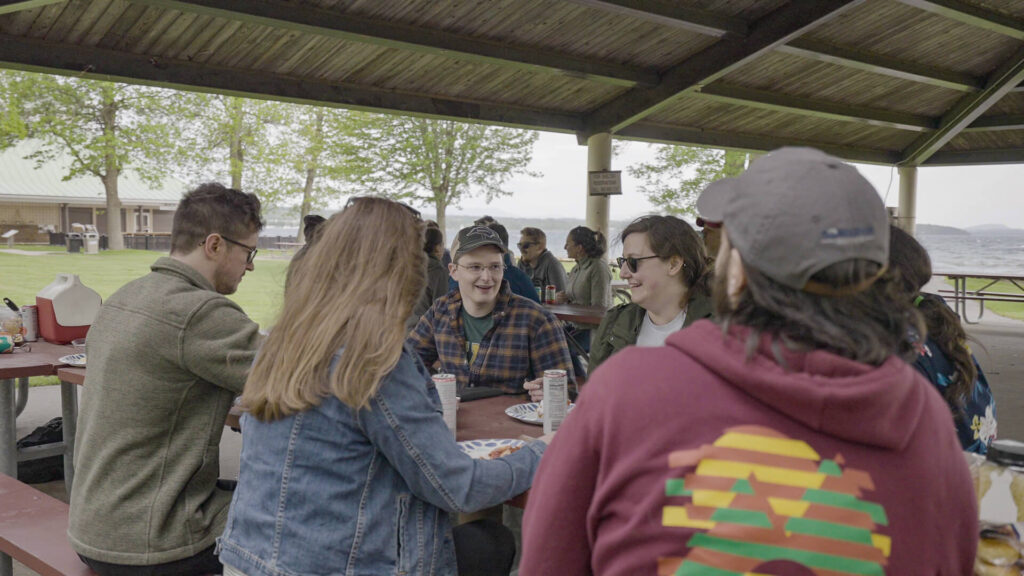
[696,82,936,131]
[901,43,1024,164]
[0,0,63,16]
[924,148,1024,165]
[0,32,586,132]
[127,0,659,87]
[581,0,867,137]
[963,114,1024,132]
[780,38,982,92]
[615,121,902,164]
[561,0,748,37]
[898,0,1024,40]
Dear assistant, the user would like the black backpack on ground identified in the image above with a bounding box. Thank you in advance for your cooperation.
[16,416,65,484]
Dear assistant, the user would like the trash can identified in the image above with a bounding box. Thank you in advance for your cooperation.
[84,232,99,254]
[66,233,82,253]
[99,235,108,250]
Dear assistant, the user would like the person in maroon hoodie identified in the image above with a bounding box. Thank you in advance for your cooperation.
[520,147,978,576]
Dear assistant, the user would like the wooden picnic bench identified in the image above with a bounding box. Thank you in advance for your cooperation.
[0,473,94,576]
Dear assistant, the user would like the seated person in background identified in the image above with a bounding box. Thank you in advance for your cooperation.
[285,213,326,287]
[411,225,451,324]
[69,183,264,575]
[518,226,567,293]
[426,219,452,267]
[560,226,612,358]
[889,224,997,453]
[589,216,712,371]
[520,147,978,576]
[219,198,549,576]
[408,225,573,394]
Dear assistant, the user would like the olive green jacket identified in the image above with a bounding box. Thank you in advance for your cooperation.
[588,292,713,373]
[68,257,261,565]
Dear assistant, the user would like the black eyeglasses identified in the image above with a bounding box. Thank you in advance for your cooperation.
[220,235,258,264]
[616,255,658,273]
[517,242,535,251]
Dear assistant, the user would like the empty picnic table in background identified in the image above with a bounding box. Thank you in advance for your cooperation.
[936,272,1024,324]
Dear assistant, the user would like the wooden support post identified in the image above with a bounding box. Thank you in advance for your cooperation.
[586,133,611,255]
[898,165,918,236]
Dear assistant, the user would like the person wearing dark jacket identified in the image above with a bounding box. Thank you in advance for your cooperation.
[521,147,977,576]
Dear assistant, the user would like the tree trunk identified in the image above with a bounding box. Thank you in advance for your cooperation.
[298,166,316,243]
[101,92,124,250]
[434,196,446,242]
[229,97,244,190]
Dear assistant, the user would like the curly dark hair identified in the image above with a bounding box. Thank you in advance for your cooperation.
[568,226,606,258]
[888,225,974,406]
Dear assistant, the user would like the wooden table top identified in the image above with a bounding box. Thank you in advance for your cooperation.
[0,341,78,380]
[543,303,608,325]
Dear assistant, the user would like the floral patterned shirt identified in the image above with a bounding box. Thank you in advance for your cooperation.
[913,338,997,454]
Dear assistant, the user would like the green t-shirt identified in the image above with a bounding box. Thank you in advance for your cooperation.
[462,309,494,364]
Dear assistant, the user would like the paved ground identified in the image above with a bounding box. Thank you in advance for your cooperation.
[9,286,1021,574]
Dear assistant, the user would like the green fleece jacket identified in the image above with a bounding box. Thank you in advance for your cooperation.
[68,257,261,565]
[588,292,713,372]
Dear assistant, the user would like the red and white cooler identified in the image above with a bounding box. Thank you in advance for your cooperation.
[35,274,102,344]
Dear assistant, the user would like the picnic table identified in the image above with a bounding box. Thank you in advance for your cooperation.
[935,271,1024,324]
[0,341,78,576]
[544,303,608,326]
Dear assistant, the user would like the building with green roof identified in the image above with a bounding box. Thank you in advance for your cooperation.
[0,140,188,243]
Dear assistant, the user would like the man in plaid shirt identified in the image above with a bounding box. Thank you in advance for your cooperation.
[407,225,573,394]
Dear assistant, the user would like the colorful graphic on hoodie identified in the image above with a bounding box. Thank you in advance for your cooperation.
[658,425,891,576]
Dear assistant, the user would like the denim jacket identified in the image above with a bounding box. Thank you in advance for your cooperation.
[217,346,545,576]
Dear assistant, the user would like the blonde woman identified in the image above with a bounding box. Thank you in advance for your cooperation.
[218,197,549,576]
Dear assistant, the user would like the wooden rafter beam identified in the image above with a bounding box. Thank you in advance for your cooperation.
[562,0,747,37]
[580,0,866,138]
[779,38,983,92]
[615,122,902,165]
[924,148,1024,165]
[0,0,64,15]
[901,44,1024,164]
[0,33,585,133]
[963,115,1024,132]
[898,0,1024,40]
[127,0,659,88]
[695,82,936,131]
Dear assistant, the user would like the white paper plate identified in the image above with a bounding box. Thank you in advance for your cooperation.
[458,439,526,459]
[58,353,86,367]
[504,402,575,426]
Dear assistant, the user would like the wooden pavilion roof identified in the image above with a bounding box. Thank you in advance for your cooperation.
[2,0,1024,166]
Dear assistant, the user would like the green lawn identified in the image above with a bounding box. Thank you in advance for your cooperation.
[943,277,1024,321]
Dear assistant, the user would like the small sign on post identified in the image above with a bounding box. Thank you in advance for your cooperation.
[2,229,17,249]
[588,170,622,196]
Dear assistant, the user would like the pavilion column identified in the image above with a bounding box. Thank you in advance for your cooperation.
[897,165,918,236]
[586,133,611,250]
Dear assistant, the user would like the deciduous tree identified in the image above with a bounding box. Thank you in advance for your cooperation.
[628,145,749,217]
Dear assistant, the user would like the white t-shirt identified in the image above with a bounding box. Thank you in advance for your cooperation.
[635,309,686,347]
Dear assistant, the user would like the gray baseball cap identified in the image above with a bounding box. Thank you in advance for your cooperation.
[697,147,888,292]
[453,226,506,260]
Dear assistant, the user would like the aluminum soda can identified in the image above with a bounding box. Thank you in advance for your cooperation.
[545,285,557,304]
[542,369,568,434]
[535,286,543,301]
[20,305,38,342]
[432,373,458,437]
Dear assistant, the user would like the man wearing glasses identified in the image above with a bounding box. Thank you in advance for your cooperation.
[408,225,573,395]
[517,227,567,294]
[69,183,264,576]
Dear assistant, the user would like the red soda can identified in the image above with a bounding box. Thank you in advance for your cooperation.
[545,285,556,304]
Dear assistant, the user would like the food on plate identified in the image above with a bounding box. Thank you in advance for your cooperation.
[537,399,571,419]
[486,444,524,460]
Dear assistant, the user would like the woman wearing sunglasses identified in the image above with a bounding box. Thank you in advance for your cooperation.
[588,215,713,372]
[218,197,550,576]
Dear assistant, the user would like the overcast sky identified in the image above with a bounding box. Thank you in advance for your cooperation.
[447,131,1024,229]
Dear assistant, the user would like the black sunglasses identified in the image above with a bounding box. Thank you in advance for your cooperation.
[220,235,258,264]
[517,242,535,250]
[616,255,658,273]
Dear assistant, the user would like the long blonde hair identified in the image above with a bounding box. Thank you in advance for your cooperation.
[243,197,425,420]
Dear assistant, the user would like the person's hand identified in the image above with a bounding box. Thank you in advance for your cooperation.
[554,291,568,304]
[537,432,555,445]
[523,377,543,402]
